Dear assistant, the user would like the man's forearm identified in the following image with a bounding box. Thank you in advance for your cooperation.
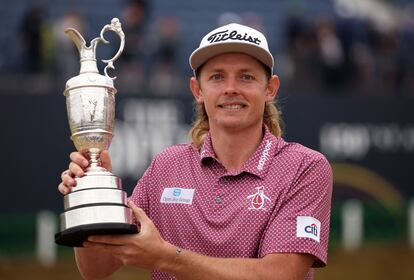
[75,247,122,279]
[73,203,314,280]
[171,252,268,280]
[159,246,313,280]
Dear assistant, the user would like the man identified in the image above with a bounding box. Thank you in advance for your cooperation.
[59,23,333,280]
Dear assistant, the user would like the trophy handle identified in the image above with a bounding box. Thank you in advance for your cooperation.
[98,18,125,80]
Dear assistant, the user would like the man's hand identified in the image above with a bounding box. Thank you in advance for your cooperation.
[76,200,314,279]
[83,201,175,270]
[58,150,113,195]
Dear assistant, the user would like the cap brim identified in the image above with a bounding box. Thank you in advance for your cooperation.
[189,41,274,73]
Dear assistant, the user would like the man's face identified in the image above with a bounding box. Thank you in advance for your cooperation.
[190,53,278,133]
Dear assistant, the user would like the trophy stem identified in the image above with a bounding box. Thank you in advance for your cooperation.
[86,148,107,173]
[89,149,100,168]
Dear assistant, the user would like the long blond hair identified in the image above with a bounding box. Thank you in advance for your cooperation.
[189,101,283,149]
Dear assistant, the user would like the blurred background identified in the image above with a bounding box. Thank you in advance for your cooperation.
[0,0,413,279]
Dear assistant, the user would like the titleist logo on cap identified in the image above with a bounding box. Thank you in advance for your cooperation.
[207,30,261,45]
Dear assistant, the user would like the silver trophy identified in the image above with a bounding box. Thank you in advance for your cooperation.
[55,18,138,247]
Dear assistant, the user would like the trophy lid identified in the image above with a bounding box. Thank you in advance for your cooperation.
[65,73,116,95]
[63,18,125,96]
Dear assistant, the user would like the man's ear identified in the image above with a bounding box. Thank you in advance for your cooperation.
[190,77,204,103]
[265,75,280,102]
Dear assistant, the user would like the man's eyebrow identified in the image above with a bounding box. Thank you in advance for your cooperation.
[204,68,224,73]
[238,68,255,72]
[205,67,255,73]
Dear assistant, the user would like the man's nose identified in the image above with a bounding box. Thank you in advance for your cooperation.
[224,77,238,95]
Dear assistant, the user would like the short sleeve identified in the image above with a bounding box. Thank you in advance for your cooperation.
[259,155,333,267]
[128,157,158,217]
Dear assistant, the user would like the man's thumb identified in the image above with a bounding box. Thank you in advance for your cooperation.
[128,201,150,225]
[100,150,112,172]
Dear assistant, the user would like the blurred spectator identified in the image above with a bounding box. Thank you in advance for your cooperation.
[336,17,375,93]
[217,12,243,26]
[399,5,414,96]
[19,4,49,73]
[121,0,148,63]
[314,16,346,89]
[53,9,86,81]
[117,0,149,94]
[372,27,403,95]
[241,12,265,34]
[147,15,184,96]
[284,12,321,93]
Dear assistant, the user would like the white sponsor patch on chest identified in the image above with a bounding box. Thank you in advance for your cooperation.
[160,188,195,204]
[296,216,321,242]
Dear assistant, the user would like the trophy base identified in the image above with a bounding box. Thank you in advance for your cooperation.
[55,223,138,247]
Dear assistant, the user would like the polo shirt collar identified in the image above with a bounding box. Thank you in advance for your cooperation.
[199,126,279,178]
[240,126,278,178]
[200,132,217,162]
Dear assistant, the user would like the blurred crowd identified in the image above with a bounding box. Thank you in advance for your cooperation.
[281,8,414,96]
[16,0,185,96]
[11,0,414,96]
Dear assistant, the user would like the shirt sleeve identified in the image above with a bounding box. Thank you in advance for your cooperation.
[258,154,333,267]
[128,157,158,221]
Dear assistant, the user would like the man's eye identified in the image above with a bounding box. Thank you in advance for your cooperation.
[241,74,254,80]
[210,74,223,80]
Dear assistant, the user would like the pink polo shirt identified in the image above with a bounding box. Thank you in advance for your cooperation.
[130,126,333,280]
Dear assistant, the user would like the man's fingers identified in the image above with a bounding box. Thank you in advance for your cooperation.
[69,152,89,168]
[87,235,129,246]
[61,169,76,186]
[59,169,76,195]
[69,161,85,177]
[58,182,71,195]
[58,151,88,196]
[68,151,112,172]
[60,169,71,180]
[60,151,111,197]
[83,241,124,254]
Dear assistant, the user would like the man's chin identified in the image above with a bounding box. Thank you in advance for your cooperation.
[216,121,257,132]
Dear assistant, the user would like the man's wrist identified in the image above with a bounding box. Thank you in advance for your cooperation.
[155,242,182,273]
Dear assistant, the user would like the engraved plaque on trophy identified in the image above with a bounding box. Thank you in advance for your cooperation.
[55,18,138,247]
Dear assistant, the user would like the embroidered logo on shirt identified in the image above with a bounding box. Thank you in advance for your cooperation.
[160,188,195,204]
[257,140,272,170]
[247,186,271,210]
[296,216,321,242]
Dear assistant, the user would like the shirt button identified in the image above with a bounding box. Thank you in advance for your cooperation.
[215,196,222,204]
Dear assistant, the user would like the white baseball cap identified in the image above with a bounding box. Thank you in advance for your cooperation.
[189,23,274,74]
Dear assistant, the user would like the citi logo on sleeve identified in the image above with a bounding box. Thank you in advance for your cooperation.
[296,216,321,242]
[305,223,319,237]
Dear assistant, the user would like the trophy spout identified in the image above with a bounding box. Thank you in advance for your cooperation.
[64,28,86,55]
[65,28,100,74]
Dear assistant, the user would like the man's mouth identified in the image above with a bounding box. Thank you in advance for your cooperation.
[218,103,246,109]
